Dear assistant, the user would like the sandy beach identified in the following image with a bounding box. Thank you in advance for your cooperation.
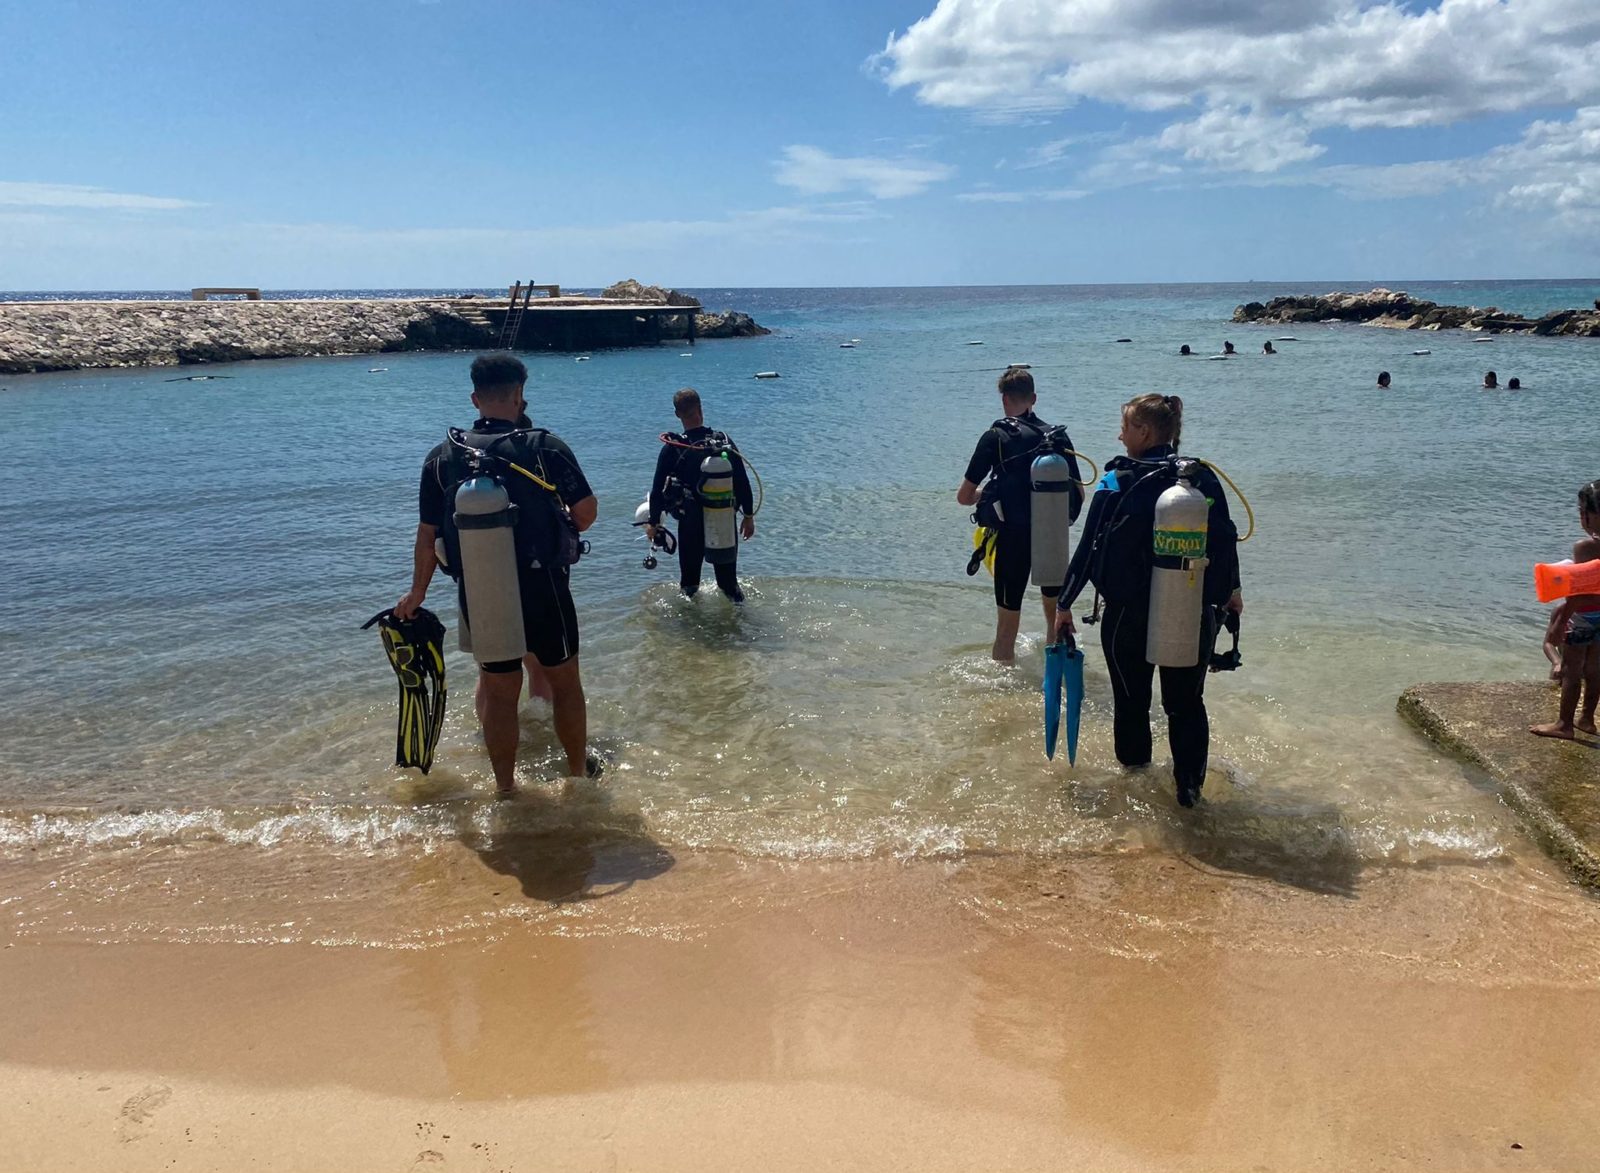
[5,843,1599,1172]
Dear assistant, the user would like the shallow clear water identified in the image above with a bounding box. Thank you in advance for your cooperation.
[1,281,1596,882]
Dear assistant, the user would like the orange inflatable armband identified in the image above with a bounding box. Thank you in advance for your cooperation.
[1535,558,1600,603]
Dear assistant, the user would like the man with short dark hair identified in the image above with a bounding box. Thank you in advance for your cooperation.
[395,355,598,793]
[646,387,756,602]
[957,368,1081,662]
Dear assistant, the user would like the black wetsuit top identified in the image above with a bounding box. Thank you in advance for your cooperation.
[647,426,755,526]
[1057,444,1240,613]
[963,410,1082,531]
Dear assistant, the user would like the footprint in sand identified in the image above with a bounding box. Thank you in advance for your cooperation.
[117,1084,171,1142]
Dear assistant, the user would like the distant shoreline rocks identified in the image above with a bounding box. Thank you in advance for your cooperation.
[1233,288,1600,336]
[599,278,770,340]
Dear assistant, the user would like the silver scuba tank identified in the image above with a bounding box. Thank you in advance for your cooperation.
[454,476,526,665]
[699,452,738,566]
[1029,452,1074,587]
[1146,462,1210,667]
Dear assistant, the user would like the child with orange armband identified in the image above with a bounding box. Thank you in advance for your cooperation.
[1531,479,1600,739]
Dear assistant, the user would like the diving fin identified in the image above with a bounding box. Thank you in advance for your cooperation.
[1063,639,1084,766]
[968,527,998,577]
[1044,633,1085,764]
[1043,637,1065,760]
[362,607,448,774]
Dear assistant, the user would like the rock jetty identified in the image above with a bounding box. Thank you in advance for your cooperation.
[0,281,768,375]
[0,298,493,374]
[1233,288,1600,335]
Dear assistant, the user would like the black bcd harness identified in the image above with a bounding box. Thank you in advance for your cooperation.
[436,427,587,577]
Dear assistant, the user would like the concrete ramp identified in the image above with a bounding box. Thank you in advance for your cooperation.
[1400,681,1600,888]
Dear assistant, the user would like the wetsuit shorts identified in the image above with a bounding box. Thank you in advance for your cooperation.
[459,564,580,672]
[993,527,1059,611]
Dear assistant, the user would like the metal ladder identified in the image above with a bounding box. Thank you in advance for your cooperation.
[496,279,535,349]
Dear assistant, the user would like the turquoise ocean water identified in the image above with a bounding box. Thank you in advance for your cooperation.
[2,281,1598,927]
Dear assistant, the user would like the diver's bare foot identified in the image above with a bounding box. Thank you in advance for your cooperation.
[1529,722,1575,739]
[1578,718,1599,735]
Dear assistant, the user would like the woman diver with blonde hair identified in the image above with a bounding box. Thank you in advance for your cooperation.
[1054,394,1245,808]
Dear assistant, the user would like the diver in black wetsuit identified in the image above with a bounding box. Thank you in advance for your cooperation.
[957,367,1083,662]
[1055,393,1243,808]
[646,388,756,602]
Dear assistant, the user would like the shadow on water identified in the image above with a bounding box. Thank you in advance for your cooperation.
[433,782,674,904]
[1063,772,1364,898]
[1166,792,1364,898]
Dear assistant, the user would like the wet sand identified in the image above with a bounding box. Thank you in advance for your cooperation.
[4,849,1600,1171]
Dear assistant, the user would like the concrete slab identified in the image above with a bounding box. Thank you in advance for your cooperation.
[1399,681,1600,888]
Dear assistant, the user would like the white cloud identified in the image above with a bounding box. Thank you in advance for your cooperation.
[0,181,201,210]
[956,187,1088,202]
[774,145,955,199]
[1155,107,1325,173]
[875,0,1600,130]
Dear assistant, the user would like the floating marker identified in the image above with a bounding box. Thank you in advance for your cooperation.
[368,367,388,373]
[1114,337,1132,343]
[1007,362,1031,370]
[575,355,590,362]
[754,371,781,379]
[967,340,984,345]
[839,342,856,348]
[1277,336,1297,341]
[1411,349,1431,355]
[680,352,693,357]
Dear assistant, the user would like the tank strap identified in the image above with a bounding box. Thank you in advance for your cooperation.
[455,508,518,531]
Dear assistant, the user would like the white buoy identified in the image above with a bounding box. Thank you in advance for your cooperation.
[575,355,590,362]
[1207,354,1229,361]
[1411,349,1431,355]
[754,371,781,379]
[368,367,388,373]
[1474,336,1494,343]
[680,352,693,357]
[1276,336,1297,341]
[839,342,856,348]
[1007,362,1031,370]
[967,340,984,345]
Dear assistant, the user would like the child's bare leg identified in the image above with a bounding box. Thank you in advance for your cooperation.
[1577,645,1600,735]
[1531,651,1583,739]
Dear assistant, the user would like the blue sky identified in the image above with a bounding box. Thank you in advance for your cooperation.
[3,0,1598,288]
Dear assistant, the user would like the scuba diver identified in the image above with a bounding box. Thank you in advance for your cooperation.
[394,354,599,795]
[958,367,1084,662]
[646,387,756,602]
[1055,393,1244,808]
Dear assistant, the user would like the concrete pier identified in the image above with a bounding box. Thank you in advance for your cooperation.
[1399,681,1600,887]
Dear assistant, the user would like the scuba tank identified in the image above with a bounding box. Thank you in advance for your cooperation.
[453,476,526,665]
[1029,451,1075,586]
[699,451,738,565]
[1146,461,1210,667]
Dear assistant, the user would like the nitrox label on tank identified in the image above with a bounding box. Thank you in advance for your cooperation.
[1153,528,1206,558]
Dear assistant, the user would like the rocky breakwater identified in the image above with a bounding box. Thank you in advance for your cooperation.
[1233,288,1600,336]
[0,298,495,375]
[600,279,768,338]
